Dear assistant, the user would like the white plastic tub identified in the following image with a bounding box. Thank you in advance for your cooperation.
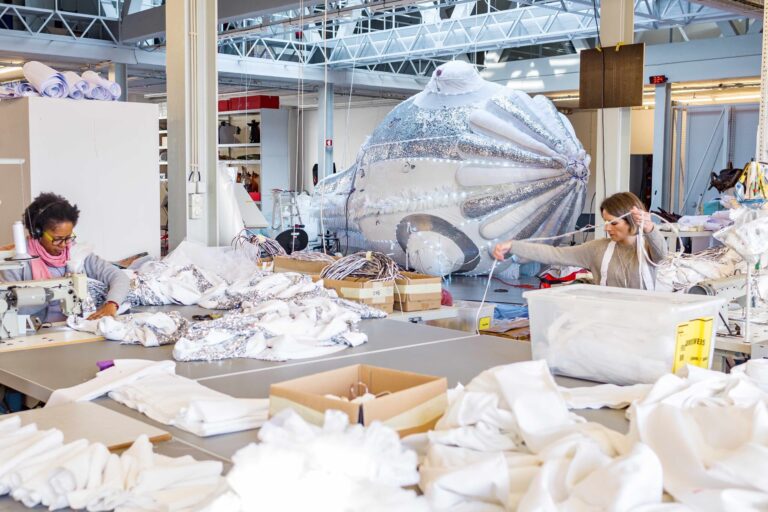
[453,300,496,332]
[523,284,725,385]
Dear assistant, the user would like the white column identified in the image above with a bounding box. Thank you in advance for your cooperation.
[317,82,334,180]
[595,0,634,230]
[165,0,219,249]
[108,63,127,102]
[651,82,672,211]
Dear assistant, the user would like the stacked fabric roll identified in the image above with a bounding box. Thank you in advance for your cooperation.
[82,70,121,101]
[62,71,88,100]
[0,61,121,101]
[0,417,224,511]
[22,61,68,98]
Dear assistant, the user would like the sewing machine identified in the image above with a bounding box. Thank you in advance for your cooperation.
[1,248,87,339]
[688,274,768,343]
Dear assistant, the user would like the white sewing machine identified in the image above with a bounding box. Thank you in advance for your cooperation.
[0,224,87,339]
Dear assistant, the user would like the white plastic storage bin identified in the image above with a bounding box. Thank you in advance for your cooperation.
[523,284,725,385]
[453,300,496,332]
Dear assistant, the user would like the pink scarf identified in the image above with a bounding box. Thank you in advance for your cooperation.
[27,237,70,280]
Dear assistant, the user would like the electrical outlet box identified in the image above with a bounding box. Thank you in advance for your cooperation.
[189,193,204,219]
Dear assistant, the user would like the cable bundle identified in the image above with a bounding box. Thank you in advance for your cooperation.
[289,252,337,263]
[320,251,402,282]
[232,230,286,261]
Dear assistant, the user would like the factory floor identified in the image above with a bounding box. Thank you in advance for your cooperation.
[441,274,538,305]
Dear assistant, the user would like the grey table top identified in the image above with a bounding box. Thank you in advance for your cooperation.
[96,335,627,463]
[0,312,471,402]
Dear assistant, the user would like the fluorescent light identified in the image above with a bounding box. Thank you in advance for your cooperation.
[0,66,22,76]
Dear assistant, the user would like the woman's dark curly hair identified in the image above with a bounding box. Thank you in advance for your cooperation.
[23,193,80,238]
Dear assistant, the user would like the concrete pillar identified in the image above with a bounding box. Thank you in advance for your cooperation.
[317,82,334,180]
[165,0,219,249]
[651,82,672,211]
[108,63,127,102]
[595,0,634,231]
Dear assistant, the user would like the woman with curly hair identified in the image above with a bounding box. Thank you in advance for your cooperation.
[0,192,129,321]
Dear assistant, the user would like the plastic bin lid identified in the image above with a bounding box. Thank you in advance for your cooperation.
[523,284,725,307]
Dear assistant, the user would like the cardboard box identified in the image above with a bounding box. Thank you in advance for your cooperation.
[273,255,335,275]
[318,277,395,313]
[270,364,448,437]
[394,272,442,312]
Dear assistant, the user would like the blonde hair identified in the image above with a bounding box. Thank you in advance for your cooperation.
[600,192,645,235]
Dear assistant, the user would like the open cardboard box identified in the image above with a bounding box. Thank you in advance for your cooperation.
[270,364,448,437]
[394,272,442,312]
[273,255,337,275]
[314,276,395,313]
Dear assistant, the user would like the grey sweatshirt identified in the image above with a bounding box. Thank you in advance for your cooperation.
[0,253,130,321]
[507,228,668,289]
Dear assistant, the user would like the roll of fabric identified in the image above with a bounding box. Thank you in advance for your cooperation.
[82,70,121,100]
[62,71,88,100]
[22,61,68,98]
[0,81,38,98]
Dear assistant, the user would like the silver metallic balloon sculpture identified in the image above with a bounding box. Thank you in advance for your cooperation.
[315,61,590,276]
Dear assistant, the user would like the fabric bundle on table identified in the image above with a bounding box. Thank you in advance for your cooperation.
[67,311,188,347]
[173,297,368,362]
[201,409,428,512]
[62,71,88,100]
[45,359,268,437]
[22,61,68,98]
[82,70,121,101]
[0,417,223,511]
[129,263,225,306]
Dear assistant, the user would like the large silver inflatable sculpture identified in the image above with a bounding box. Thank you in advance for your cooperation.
[315,61,590,276]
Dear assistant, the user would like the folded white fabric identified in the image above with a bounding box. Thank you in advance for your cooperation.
[201,409,428,512]
[108,371,269,437]
[67,312,188,347]
[82,70,121,100]
[62,71,88,100]
[22,61,68,98]
[731,359,768,392]
[45,359,177,408]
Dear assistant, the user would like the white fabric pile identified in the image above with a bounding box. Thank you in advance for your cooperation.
[46,360,269,438]
[0,417,223,511]
[129,263,227,307]
[173,297,368,362]
[196,271,326,310]
[0,81,37,99]
[202,409,428,512]
[714,208,768,264]
[406,359,768,511]
[67,312,188,347]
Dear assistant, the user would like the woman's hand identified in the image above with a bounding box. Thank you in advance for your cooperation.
[87,302,118,320]
[631,207,654,234]
[492,241,513,261]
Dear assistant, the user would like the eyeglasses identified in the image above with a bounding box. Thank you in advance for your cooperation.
[42,231,77,247]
